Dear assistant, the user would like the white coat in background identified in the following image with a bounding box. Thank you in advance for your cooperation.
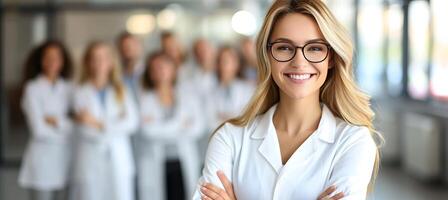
[138,88,205,200]
[193,104,377,200]
[190,67,218,104]
[206,79,254,131]
[72,83,138,200]
[177,60,197,85]
[186,68,218,164]
[19,75,74,191]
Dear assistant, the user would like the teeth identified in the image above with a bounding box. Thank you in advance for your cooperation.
[287,74,312,80]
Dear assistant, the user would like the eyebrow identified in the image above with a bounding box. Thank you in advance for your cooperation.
[271,37,327,44]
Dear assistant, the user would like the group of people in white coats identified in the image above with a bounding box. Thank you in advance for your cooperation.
[18,30,256,200]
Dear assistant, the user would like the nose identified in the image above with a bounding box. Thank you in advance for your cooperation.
[290,47,308,67]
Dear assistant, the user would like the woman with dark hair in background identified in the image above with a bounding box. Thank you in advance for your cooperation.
[19,40,74,200]
[138,51,204,200]
[206,46,254,131]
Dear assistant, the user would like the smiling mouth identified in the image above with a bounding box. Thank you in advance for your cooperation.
[284,73,317,80]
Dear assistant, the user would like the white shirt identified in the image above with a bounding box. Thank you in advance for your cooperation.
[193,104,377,200]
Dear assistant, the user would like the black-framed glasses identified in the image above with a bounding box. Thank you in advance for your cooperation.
[268,41,331,63]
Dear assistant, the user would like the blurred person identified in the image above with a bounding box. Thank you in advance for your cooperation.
[138,51,205,200]
[116,31,144,100]
[239,37,258,84]
[160,31,194,83]
[206,46,254,131]
[19,40,74,200]
[195,0,381,199]
[190,38,218,100]
[116,31,144,199]
[72,41,138,200]
[190,38,218,163]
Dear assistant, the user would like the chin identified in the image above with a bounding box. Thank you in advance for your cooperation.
[284,91,311,100]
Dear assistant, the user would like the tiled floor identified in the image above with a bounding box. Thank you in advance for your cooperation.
[1,165,447,200]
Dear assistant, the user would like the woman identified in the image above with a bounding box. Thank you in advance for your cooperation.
[72,41,138,200]
[138,51,205,200]
[206,46,254,131]
[19,40,74,200]
[195,0,381,199]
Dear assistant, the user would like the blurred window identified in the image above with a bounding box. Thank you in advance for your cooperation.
[408,0,430,100]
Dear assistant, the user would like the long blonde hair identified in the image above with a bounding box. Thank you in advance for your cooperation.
[79,41,125,103]
[214,0,382,192]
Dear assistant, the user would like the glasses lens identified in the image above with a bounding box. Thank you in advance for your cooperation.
[271,42,296,62]
[303,43,329,62]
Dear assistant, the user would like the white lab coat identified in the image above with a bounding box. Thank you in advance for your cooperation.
[138,88,205,200]
[206,79,254,131]
[193,104,377,200]
[72,83,138,200]
[190,68,218,102]
[19,75,74,191]
[177,61,196,84]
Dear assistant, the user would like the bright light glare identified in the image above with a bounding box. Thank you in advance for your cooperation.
[231,10,256,36]
[126,14,155,35]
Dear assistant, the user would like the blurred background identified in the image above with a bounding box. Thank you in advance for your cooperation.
[1,0,448,199]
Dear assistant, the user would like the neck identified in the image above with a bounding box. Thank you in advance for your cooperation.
[200,60,214,73]
[44,74,57,84]
[201,65,213,73]
[156,83,173,93]
[220,77,234,87]
[124,60,137,75]
[92,76,108,90]
[273,92,322,137]
[156,83,174,106]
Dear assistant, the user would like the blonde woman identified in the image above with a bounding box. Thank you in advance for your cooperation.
[72,42,138,200]
[194,0,381,199]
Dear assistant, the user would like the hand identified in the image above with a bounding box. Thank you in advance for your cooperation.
[44,116,58,127]
[317,186,344,200]
[76,109,103,131]
[201,170,236,200]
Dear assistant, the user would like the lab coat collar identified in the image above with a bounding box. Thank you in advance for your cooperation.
[251,103,337,172]
[250,103,337,144]
[36,74,62,89]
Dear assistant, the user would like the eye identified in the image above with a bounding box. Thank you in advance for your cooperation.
[307,46,323,52]
[306,44,327,52]
[275,44,294,52]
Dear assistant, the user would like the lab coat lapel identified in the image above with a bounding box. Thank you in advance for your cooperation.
[253,104,338,176]
[86,84,106,122]
[251,105,283,173]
